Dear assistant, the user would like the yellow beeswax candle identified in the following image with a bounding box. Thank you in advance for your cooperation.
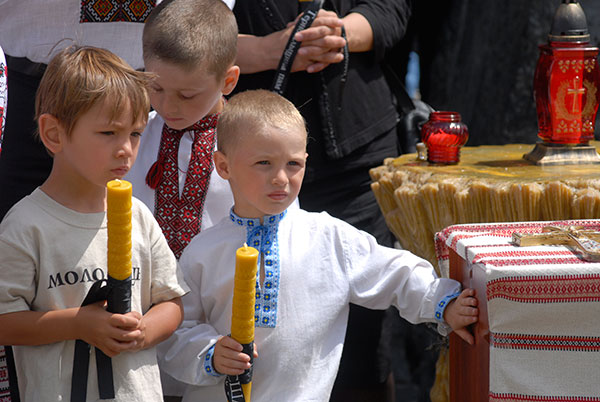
[231,244,258,401]
[107,179,132,281]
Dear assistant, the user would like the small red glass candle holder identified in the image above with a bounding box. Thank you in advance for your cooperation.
[421,111,469,164]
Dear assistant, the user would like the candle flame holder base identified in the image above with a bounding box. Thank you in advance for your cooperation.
[523,142,600,165]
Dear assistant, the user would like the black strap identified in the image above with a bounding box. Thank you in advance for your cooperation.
[224,341,254,402]
[5,346,20,402]
[70,280,115,402]
[382,63,416,115]
[271,0,324,95]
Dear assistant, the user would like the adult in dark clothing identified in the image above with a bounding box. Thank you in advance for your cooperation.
[392,0,600,147]
[231,1,414,400]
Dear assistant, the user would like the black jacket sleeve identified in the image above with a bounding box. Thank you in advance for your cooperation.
[348,0,411,62]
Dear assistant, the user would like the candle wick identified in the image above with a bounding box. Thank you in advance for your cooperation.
[243,242,248,250]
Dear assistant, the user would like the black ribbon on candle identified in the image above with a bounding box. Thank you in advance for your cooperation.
[71,280,112,402]
[70,276,132,402]
[107,275,132,314]
[224,341,254,402]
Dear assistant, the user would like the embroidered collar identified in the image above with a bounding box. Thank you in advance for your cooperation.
[230,209,287,328]
[230,209,286,252]
[187,111,219,133]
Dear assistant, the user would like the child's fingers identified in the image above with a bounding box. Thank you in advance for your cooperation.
[219,355,252,374]
[218,336,243,352]
[459,303,479,316]
[219,346,250,363]
[109,312,141,329]
[454,303,479,322]
[457,289,478,312]
[462,310,478,323]
[98,338,138,357]
[459,288,476,299]
[214,348,252,375]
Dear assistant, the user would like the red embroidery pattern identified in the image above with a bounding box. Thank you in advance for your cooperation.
[440,220,600,240]
[0,345,9,401]
[80,0,155,23]
[434,232,450,261]
[435,219,600,261]
[0,58,6,155]
[490,393,600,401]
[154,115,218,258]
[472,249,575,264]
[483,256,588,267]
[491,332,600,352]
[487,273,600,303]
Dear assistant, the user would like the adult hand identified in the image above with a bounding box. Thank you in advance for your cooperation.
[291,9,346,73]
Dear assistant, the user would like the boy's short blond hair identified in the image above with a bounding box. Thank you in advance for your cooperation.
[35,45,153,138]
[143,0,238,78]
[217,90,307,153]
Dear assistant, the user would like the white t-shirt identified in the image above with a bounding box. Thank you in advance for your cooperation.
[160,208,460,402]
[0,188,189,402]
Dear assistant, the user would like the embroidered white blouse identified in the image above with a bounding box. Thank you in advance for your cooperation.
[159,208,460,402]
[0,0,235,69]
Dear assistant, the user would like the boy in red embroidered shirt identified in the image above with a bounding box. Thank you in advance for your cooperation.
[125,0,240,260]
[124,0,240,399]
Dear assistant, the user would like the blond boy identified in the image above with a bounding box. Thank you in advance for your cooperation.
[0,46,188,402]
[125,0,240,259]
[160,90,479,401]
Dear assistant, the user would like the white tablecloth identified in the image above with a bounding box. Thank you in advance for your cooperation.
[435,219,600,402]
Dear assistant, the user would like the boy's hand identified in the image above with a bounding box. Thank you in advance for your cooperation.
[213,336,258,376]
[443,289,479,345]
[118,311,146,351]
[76,302,142,357]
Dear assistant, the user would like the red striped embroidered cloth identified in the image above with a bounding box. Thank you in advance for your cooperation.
[435,220,600,401]
[0,346,9,401]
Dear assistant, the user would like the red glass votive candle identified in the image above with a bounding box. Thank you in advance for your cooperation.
[421,111,469,164]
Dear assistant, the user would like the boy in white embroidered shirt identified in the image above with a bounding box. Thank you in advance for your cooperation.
[160,89,479,401]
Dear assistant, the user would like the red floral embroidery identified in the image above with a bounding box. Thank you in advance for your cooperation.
[80,0,156,23]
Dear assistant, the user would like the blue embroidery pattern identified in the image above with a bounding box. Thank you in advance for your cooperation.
[230,209,286,328]
[434,291,462,323]
[203,344,221,377]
